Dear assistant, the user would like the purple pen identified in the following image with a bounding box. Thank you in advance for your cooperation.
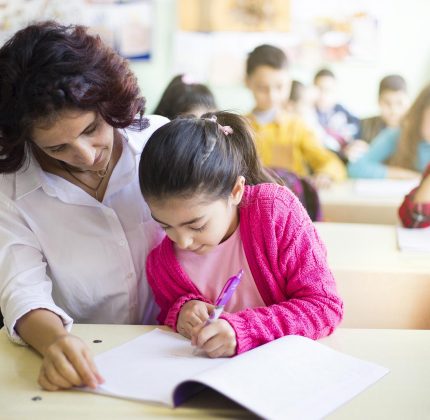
[206,269,243,324]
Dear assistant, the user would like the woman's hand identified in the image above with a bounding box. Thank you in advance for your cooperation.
[177,300,214,339]
[191,319,237,358]
[38,334,104,391]
[15,309,104,391]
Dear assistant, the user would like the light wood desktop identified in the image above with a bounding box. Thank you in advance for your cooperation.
[315,222,430,329]
[319,179,417,225]
[1,324,429,420]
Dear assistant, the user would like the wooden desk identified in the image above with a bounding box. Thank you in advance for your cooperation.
[316,222,430,329]
[319,179,418,225]
[1,325,429,419]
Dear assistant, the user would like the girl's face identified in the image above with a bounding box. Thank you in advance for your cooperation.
[421,106,430,143]
[147,177,245,255]
[31,109,115,172]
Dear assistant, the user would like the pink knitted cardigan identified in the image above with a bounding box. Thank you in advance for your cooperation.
[146,183,343,354]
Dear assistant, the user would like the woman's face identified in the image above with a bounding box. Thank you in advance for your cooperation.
[31,109,115,171]
[421,106,430,143]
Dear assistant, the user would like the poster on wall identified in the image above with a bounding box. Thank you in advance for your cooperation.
[0,0,153,60]
[174,0,383,86]
[178,0,291,32]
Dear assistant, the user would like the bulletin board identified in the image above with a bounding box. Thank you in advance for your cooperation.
[173,0,382,86]
[0,0,154,60]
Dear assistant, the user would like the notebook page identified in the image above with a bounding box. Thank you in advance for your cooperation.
[397,226,430,252]
[188,334,389,420]
[87,329,224,405]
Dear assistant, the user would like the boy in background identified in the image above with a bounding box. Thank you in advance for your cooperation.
[360,74,409,143]
[245,45,346,189]
[314,68,361,155]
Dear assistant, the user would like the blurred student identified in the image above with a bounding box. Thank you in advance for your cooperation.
[360,75,409,143]
[399,164,430,228]
[348,84,430,179]
[286,80,322,138]
[245,45,346,189]
[153,74,217,119]
[314,68,361,154]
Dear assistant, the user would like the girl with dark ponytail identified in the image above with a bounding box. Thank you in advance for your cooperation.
[139,111,343,358]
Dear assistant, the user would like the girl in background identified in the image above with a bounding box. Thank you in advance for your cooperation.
[139,111,343,358]
[153,74,217,119]
[348,84,430,179]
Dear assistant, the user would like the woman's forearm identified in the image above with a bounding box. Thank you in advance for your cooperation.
[15,308,69,356]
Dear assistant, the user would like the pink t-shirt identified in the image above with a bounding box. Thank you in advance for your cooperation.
[175,226,265,313]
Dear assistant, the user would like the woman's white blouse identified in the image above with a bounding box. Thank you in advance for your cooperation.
[0,115,168,343]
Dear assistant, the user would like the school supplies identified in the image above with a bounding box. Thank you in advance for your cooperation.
[397,226,430,252]
[206,269,243,324]
[81,329,389,419]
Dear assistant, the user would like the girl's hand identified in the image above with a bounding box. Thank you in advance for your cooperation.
[191,319,237,358]
[177,300,214,339]
[38,334,104,391]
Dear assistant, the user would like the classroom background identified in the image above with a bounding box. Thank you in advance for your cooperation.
[1,0,430,117]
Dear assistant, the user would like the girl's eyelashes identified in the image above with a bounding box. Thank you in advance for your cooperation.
[190,224,206,232]
[158,223,207,232]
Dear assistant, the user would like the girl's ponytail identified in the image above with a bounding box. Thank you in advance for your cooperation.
[211,111,278,186]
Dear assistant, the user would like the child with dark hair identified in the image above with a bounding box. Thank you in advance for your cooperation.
[360,74,409,143]
[153,74,217,119]
[139,111,343,358]
[245,45,346,189]
[314,68,362,157]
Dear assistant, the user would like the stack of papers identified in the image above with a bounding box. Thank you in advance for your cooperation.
[81,329,389,419]
[397,226,430,252]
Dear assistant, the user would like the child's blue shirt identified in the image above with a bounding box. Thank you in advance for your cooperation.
[347,127,430,178]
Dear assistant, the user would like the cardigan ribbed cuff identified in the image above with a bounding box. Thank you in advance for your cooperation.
[221,312,255,355]
[165,294,211,331]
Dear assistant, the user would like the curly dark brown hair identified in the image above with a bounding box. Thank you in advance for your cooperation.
[0,20,148,173]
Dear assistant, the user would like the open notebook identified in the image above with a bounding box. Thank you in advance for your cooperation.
[82,329,388,419]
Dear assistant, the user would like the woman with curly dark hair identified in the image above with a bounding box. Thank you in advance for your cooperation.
[0,21,168,391]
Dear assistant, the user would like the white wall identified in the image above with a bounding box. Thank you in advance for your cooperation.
[133,0,430,118]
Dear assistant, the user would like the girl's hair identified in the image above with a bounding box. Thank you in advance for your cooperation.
[0,20,147,174]
[139,111,277,202]
[389,84,430,170]
[153,74,217,120]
